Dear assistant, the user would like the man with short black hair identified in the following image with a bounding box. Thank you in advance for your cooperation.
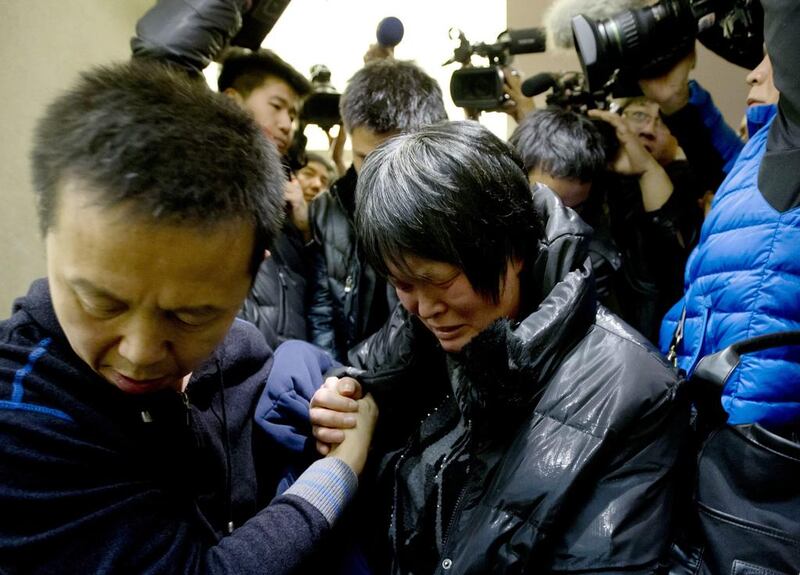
[0,60,376,574]
[308,59,448,361]
[217,48,316,349]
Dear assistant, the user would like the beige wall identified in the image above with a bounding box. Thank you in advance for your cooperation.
[0,1,153,318]
[506,0,750,130]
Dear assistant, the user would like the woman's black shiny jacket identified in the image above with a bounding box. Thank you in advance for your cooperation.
[348,186,690,574]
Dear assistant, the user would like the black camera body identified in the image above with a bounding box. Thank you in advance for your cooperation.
[447,28,546,111]
[572,0,763,93]
[300,64,341,131]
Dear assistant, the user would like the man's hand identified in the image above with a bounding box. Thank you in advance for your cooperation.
[589,109,658,175]
[589,109,673,212]
[327,126,347,178]
[500,67,535,123]
[284,177,310,239]
[363,43,394,64]
[310,376,364,455]
[327,393,378,476]
[638,49,696,116]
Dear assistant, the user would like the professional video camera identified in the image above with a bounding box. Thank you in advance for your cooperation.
[445,27,546,111]
[299,64,341,131]
[571,0,764,93]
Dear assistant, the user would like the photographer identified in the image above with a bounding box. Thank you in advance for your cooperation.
[638,50,746,199]
[512,104,701,344]
[591,99,703,343]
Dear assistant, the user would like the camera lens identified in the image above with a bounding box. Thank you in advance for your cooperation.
[572,0,696,93]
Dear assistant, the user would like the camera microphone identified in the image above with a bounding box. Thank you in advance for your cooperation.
[376,16,405,48]
[521,73,559,98]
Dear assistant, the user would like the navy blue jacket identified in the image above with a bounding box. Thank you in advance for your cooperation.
[0,279,357,574]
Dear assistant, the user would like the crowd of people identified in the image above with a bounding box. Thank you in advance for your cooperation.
[0,0,798,573]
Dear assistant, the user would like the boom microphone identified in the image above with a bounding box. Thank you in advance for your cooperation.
[376,16,404,48]
[543,0,648,49]
[521,73,559,97]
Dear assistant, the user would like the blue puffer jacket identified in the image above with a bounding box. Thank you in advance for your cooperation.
[660,104,800,426]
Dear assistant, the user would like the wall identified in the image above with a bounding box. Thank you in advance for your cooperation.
[0,0,152,318]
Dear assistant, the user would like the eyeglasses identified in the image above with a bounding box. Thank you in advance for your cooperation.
[622,109,665,130]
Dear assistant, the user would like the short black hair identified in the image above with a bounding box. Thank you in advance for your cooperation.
[355,120,543,303]
[218,48,311,98]
[509,107,607,183]
[31,60,285,277]
[340,59,447,134]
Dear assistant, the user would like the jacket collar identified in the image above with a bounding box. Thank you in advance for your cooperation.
[746,103,777,139]
[450,186,597,425]
[329,165,358,219]
[13,279,269,404]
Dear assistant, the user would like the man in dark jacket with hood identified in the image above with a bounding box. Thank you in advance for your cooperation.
[287,121,690,573]
[0,60,377,574]
[217,48,316,349]
[307,59,448,362]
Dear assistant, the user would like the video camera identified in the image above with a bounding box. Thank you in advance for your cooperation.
[445,27,546,111]
[521,70,617,113]
[299,64,341,131]
[571,0,764,93]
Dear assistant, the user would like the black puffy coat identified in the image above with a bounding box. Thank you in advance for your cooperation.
[239,220,309,350]
[307,167,395,362]
[349,186,690,574]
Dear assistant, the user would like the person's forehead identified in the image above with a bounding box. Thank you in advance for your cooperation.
[256,75,299,99]
[51,177,255,246]
[387,253,459,280]
[625,100,659,114]
[305,160,328,174]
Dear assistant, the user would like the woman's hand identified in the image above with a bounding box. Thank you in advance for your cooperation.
[310,376,364,454]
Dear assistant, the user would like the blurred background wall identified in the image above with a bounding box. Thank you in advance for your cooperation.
[0,0,153,317]
[0,0,750,316]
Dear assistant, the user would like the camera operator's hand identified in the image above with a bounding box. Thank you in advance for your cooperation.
[327,126,348,178]
[500,67,535,123]
[589,108,673,212]
[285,176,311,240]
[364,43,395,64]
[638,49,696,116]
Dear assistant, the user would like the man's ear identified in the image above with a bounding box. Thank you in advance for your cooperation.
[263,249,271,261]
[510,257,525,276]
[223,87,245,106]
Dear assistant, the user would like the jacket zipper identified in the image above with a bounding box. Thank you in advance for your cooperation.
[276,268,288,335]
[389,394,454,572]
[440,418,472,552]
[179,391,191,427]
